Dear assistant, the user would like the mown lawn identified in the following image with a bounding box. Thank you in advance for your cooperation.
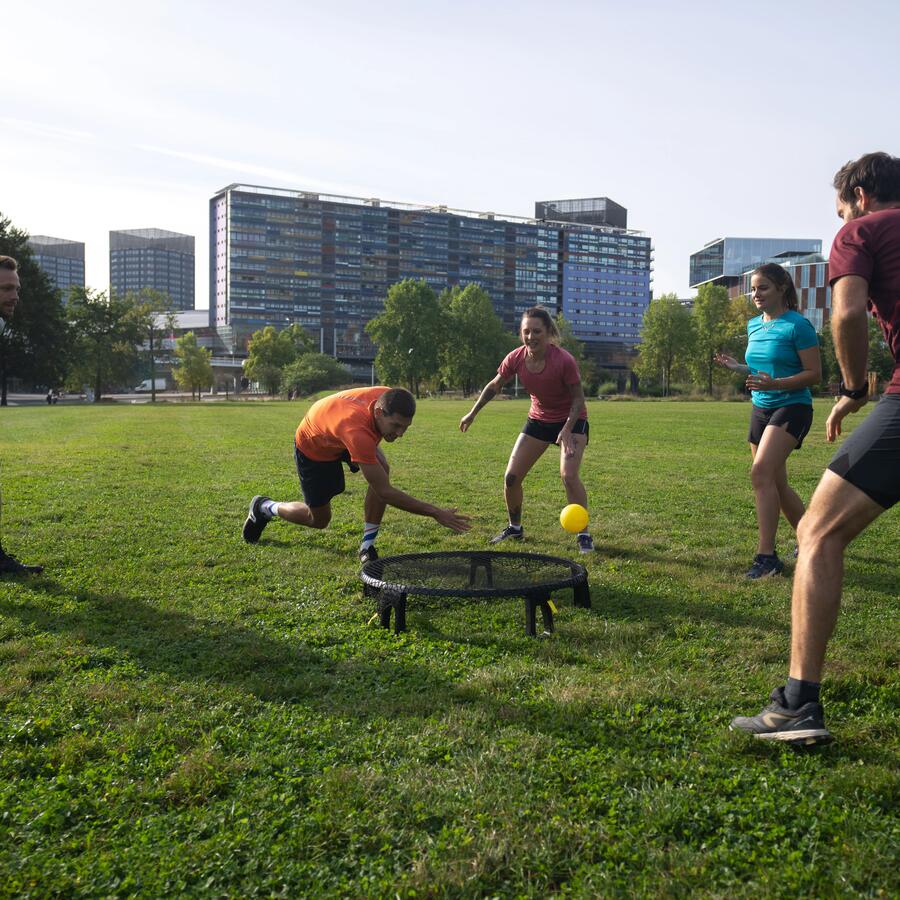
[0,398,896,897]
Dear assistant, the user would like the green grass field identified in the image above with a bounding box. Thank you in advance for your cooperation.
[0,399,897,897]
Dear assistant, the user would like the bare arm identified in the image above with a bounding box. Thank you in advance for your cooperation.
[825,275,871,441]
[459,373,509,432]
[714,352,750,375]
[744,345,822,392]
[359,461,472,532]
[556,381,586,457]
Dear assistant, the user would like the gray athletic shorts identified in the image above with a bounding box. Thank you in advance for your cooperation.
[827,393,900,509]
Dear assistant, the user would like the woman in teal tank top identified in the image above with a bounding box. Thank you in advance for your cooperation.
[715,263,822,579]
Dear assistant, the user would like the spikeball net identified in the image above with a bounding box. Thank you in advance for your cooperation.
[360,550,591,636]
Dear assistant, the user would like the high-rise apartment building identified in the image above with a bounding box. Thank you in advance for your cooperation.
[689,237,821,296]
[210,185,652,370]
[27,235,85,299]
[109,228,195,310]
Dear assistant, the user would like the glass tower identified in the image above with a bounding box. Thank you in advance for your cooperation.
[27,235,85,300]
[110,228,195,310]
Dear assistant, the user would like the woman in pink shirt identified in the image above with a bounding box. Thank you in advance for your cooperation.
[460,306,594,553]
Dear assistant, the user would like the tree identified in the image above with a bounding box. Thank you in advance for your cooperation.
[172,332,213,400]
[634,293,694,396]
[690,283,731,394]
[439,284,515,396]
[868,314,894,384]
[129,288,176,403]
[366,279,445,397]
[244,323,315,395]
[0,212,70,405]
[282,353,351,396]
[66,288,149,401]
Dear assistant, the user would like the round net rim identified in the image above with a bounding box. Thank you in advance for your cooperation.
[359,550,588,598]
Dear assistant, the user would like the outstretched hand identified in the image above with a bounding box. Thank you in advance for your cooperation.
[459,413,475,433]
[434,507,473,533]
[714,352,739,370]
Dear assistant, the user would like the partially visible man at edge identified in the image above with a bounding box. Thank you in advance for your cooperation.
[0,256,44,575]
[731,152,900,745]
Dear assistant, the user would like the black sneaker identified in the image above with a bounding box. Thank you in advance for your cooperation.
[242,495,272,544]
[0,552,43,576]
[745,553,784,579]
[490,525,524,544]
[730,686,833,746]
[359,545,378,565]
[577,534,595,554]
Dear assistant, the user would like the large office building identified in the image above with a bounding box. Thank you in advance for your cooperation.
[689,237,821,296]
[27,235,85,299]
[210,185,652,371]
[110,228,195,310]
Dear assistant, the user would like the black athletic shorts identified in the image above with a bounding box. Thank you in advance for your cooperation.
[522,417,589,444]
[827,393,900,509]
[294,445,359,508]
[748,403,813,448]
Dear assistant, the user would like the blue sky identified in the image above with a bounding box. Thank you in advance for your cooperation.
[3,0,899,305]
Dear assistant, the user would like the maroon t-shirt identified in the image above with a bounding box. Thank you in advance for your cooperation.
[498,344,587,422]
[828,207,900,393]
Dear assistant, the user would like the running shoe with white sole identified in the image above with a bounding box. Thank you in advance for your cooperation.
[745,553,784,579]
[490,525,524,544]
[729,686,833,745]
[577,534,595,554]
[242,495,272,544]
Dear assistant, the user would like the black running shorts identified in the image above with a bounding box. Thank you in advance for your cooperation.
[748,403,813,448]
[522,417,589,444]
[827,393,900,509]
[294,445,358,508]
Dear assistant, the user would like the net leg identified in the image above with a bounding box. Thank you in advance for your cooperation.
[539,596,554,634]
[377,592,392,629]
[574,579,591,609]
[524,593,538,637]
[393,593,407,634]
[483,557,494,587]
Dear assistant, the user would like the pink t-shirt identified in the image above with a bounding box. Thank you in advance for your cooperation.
[498,344,587,422]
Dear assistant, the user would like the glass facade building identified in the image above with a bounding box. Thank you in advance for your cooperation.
[689,237,821,289]
[27,235,85,299]
[535,197,627,229]
[110,228,195,310]
[211,185,652,369]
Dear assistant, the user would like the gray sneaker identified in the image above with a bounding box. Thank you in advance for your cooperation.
[745,553,784,579]
[242,495,272,544]
[490,525,524,544]
[730,686,833,746]
[577,534,595,554]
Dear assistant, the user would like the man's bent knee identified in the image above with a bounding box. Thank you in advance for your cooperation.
[505,472,517,489]
[309,508,331,529]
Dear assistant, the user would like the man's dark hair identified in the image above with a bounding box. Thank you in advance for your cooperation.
[751,263,799,311]
[0,256,18,271]
[833,152,900,203]
[378,387,416,418]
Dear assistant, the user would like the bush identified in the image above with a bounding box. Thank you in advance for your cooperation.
[282,354,352,397]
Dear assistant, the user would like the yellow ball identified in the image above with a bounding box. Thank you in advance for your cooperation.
[559,504,589,533]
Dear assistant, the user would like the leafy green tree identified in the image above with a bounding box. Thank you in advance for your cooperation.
[439,284,515,396]
[690,283,731,394]
[129,288,176,403]
[634,293,694,396]
[244,324,314,395]
[0,212,70,405]
[868,315,894,383]
[172,331,213,400]
[66,288,149,401]
[282,353,351,396]
[366,279,445,397]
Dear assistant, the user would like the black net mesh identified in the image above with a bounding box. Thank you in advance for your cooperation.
[360,551,587,598]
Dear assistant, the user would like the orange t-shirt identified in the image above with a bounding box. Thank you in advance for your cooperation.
[295,386,388,464]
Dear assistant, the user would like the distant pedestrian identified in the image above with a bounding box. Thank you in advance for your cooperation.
[0,256,44,576]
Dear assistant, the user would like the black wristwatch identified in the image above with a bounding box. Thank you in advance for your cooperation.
[839,380,867,400]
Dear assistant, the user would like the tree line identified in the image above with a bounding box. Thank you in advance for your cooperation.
[635,284,894,396]
[0,212,213,404]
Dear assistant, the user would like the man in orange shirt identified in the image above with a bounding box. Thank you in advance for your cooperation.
[242,386,471,561]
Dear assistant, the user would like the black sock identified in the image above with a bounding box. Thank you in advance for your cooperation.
[785,677,820,708]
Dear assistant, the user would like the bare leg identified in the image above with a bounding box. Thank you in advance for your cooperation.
[275,501,331,529]
[364,449,390,526]
[774,462,806,531]
[789,471,884,681]
[749,426,799,555]
[559,433,589,508]
[503,434,550,525]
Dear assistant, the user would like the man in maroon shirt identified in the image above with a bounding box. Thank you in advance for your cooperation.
[731,152,900,745]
